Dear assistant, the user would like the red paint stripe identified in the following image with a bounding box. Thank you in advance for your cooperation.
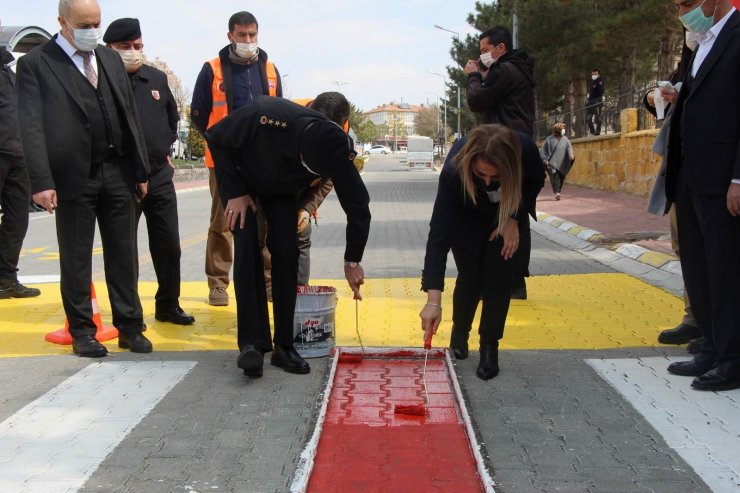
[307,359,484,491]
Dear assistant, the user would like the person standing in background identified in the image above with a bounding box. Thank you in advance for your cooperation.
[104,18,194,326]
[540,123,575,201]
[586,69,604,136]
[190,11,282,307]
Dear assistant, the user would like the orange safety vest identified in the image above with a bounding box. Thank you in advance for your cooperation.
[204,57,278,168]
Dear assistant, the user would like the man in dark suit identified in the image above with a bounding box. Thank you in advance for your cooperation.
[104,18,195,326]
[17,0,152,357]
[205,93,371,378]
[664,0,740,391]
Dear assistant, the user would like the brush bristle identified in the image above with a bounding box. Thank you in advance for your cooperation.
[394,404,426,416]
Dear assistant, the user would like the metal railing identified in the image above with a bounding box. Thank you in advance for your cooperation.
[534,81,659,141]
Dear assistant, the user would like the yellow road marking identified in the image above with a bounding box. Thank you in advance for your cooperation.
[0,274,681,358]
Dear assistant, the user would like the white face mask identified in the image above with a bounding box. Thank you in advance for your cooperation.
[234,42,258,59]
[561,129,566,136]
[480,52,494,68]
[591,74,598,81]
[65,19,101,52]
[116,49,144,73]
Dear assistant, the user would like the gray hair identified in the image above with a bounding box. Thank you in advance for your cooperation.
[58,0,74,16]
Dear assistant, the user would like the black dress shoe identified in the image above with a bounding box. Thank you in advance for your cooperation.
[476,344,499,381]
[271,345,310,374]
[449,325,469,360]
[691,361,740,391]
[118,332,153,353]
[72,335,108,357]
[667,353,715,377]
[0,281,41,299]
[658,323,701,345]
[686,337,705,355]
[155,307,195,325]
[237,345,266,377]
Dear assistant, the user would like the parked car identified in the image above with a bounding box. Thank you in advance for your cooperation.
[366,145,392,155]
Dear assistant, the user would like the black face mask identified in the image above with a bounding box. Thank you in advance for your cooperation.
[473,174,500,192]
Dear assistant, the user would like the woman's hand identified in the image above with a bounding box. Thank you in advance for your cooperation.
[224,195,258,230]
[419,290,443,341]
[490,218,520,260]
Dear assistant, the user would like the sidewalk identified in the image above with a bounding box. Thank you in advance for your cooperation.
[536,184,677,269]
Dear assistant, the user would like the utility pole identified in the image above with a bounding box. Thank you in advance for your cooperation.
[329,80,350,92]
[512,3,519,50]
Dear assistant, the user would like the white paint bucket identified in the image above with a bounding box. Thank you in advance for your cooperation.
[293,285,337,358]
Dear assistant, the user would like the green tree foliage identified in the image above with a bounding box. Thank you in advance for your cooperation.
[187,114,206,159]
[445,0,682,130]
[348,102,381,144]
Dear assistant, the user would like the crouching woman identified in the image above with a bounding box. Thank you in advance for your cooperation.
[420,124,544,380]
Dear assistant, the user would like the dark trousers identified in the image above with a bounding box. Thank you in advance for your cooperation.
[233,194,298,351]
[546,166,566,194]
[586,102,603,135]
[513,215,532,280]
[451,234,514,347]
[0,155,30,286]
[676,169,740,364]
[55,159,143,338]
[136,177,181,311]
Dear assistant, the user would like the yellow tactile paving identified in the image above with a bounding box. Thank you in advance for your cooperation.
[0,273,682,358]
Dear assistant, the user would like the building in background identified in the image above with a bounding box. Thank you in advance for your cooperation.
[363,102,422,150]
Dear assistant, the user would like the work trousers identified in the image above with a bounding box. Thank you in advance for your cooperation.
[450,233,514,347]
[206,169,233,289]
[55,159,143,338]
[0,155,30,286]
[136,177,182,311]
[233,194,299,350]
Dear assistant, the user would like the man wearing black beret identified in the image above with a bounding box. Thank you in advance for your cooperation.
[205,93,371,377]
[104,18,195,326]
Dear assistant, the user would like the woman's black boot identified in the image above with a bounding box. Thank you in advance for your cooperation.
[476,344,499,380]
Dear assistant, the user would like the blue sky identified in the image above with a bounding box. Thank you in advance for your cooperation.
[3,0,480,111]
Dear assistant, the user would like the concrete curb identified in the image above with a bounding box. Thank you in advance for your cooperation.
[536,211,681,274]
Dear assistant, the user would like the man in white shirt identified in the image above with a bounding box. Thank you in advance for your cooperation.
[662,0,740,391]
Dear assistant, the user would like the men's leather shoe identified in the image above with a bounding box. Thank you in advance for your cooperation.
[72,335,108,357]
[691,361,740,391]
[667,353,715,377]
[687,337,705,355]
[271,345,310,374]
[476,344,499,381]
[449,325,469,360]
[0,281,41,299]
[118,332,153,353]
[155,307,195,325]
[657,323,701,345]
[237,345,266,377]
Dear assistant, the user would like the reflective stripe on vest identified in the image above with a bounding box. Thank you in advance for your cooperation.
[204,57,278,168]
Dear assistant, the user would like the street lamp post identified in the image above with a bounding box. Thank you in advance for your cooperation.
[429,70,461,140]
[433,25,463,139]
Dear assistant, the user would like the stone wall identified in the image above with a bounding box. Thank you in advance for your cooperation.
[564,109,662,197]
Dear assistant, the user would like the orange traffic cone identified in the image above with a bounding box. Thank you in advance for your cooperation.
[45,282,119,345]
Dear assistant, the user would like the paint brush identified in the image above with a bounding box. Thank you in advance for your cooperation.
[338,293,364,364]
[394,329,434,417]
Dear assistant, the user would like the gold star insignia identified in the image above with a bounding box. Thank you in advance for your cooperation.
[281,122,288,128]
[268,119,275,125]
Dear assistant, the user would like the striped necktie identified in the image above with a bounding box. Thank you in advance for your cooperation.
[77,50,98,88]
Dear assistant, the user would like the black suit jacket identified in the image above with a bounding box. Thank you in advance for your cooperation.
[205,96,371,262]
[16,35,149,199]
[666,11,740,204]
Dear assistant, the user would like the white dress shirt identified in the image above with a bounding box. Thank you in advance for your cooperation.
[691,8,736,77]
[55,33,98,78]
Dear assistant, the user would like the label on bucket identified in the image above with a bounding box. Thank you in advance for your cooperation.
[294,286,337,358]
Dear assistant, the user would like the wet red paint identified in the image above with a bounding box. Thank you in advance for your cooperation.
[337,354,363,364]
[307,358,483,492]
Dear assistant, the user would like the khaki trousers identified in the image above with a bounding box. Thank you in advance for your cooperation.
[205,169,233,289]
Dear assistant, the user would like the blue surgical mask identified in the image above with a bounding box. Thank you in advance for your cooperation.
[679,0,715,34]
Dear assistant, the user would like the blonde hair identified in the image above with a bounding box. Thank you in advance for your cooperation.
[453,124,522,231]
